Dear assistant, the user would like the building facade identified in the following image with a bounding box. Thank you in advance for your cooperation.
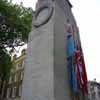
[88,81,100,100]
[6,49,26,100]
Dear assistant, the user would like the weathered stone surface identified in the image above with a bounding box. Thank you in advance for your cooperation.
[22,0,80,100]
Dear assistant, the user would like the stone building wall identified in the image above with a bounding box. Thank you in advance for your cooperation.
[88,81,100,100]
[6,49,26,100]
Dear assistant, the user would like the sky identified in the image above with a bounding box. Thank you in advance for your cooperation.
[11,0,100,82]
[71,0,100,82]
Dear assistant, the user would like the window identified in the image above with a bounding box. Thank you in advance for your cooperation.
[98,91,100,97]
[98,86,100,90]
[9,88,12,98]
[12,75,15,82]
[92,92,95,99]
[19,85,22,97]
[15,75,17,82]
[18,63,22,68]
[9,77,12,83]
[18,72,22,80]
[7,88,10,98]
[12,87,16,98]
[21,72,24,80]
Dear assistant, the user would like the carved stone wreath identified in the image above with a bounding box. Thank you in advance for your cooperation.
[33,4,54,27]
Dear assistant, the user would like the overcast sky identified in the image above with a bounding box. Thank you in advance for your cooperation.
[72,0,100,82]
[12,0,100,82]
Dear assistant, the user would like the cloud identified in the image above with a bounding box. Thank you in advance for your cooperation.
[12,0,38,10]
[72,0,100,82]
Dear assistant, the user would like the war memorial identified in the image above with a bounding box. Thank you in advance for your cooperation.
[22,0,88,100]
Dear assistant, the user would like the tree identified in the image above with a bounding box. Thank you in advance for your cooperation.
[0,0,33,51]
[0,50,12,98]
[0,0,33,98]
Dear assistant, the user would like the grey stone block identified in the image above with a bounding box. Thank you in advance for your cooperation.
[21,0,86,100]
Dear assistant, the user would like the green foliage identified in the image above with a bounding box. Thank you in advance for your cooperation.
[0,0,33,49]
[0,0,33,84]
[0,50,12,81]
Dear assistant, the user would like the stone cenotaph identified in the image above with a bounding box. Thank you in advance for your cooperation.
[21,0,88,100]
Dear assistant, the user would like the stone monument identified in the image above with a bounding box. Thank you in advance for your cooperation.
[21,0,88,100]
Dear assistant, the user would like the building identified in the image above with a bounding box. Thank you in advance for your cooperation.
[6,49,26,100]
[88,80,100,100]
